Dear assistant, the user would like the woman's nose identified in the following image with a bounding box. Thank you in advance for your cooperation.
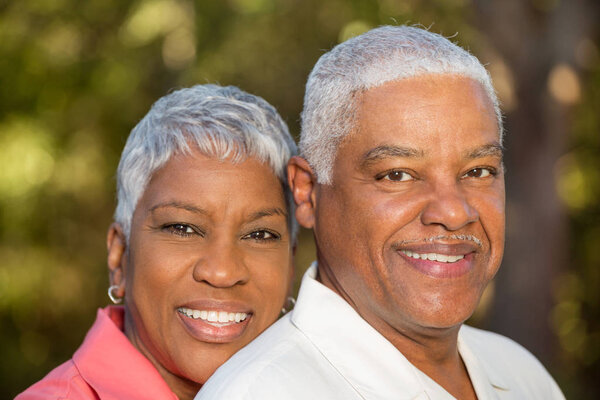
[192,239,250,288]
[420,182,479,231]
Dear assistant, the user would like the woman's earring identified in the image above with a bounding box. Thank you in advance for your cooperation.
[108,285,123,304]
[281,296,296,315]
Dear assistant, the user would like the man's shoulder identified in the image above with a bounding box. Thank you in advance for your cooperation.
[197,315,356,400]
[461,325,565,399]
[461,324,544,366]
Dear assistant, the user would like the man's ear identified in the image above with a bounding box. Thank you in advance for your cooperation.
[106,222,127,298]
[287,156,317,229]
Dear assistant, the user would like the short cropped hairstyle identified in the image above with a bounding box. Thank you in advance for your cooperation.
[115,84,298,241]
[300,25,502,184]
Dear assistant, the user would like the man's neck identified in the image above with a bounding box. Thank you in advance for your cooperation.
[316,263,477,399]
[363,307,478,400]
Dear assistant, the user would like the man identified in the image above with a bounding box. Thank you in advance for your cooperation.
[196,25,565,399]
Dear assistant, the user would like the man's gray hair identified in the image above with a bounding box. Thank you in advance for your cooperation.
[300,25,502,184]
[115,84,298,241]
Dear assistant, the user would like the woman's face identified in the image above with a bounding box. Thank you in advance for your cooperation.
[109,148,293,398]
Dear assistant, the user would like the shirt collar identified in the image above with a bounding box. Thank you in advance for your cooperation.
[291,263,427,400]
[458,327,510,393]
[291,263,510,400]
[72,306,178,400]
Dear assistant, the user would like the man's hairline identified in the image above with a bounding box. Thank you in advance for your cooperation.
[304,73,502,185]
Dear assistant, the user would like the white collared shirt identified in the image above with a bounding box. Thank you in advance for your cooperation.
[197,263,565,400]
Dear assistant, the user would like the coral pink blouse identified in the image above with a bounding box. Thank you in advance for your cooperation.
[16,306,178,400]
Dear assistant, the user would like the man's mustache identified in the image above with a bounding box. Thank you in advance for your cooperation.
[394,234,483,248]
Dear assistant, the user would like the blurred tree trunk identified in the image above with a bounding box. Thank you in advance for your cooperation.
[472,0,596,367]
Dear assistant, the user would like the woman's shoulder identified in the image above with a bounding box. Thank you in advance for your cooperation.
[14,308,116,400]
[15,359,99,400]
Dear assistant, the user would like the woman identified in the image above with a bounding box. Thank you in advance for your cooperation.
[17,84,298,400]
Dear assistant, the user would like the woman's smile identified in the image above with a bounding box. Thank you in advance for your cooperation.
[177,307,253,343]
[174,299,255,343]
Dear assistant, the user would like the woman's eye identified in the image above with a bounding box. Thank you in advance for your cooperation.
[380,170,414,182]
[244,230,280,241]
[463,168,495,179]
[163,224,197,237]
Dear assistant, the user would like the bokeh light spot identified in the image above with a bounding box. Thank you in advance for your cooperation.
[555,153,598,211]
[163,28,196,70]
[0,119,55,198]
[120,0,192,47]
[488,58,517,111]
[548,63,581,105]
[339,20,372,43]
[38,23,82,66]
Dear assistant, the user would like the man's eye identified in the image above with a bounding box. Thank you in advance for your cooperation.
[380,170,414,182]
[463,168,495,179]
[163,224,197,237]
[243,230,280,241]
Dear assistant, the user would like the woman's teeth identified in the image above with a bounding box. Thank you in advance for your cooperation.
[401,250,465,263]
[178,308,248,323]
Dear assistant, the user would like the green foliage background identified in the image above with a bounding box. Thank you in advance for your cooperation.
[0,0,598,398]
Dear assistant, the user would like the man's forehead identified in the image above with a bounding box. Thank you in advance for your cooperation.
[357,75,496,118]
[346,76,500,150]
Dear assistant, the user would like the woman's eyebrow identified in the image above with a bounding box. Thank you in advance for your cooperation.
[149,201,208,215]
[360,145,424,168]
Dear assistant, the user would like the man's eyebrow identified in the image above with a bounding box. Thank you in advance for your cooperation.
[248,207,288,222]
[465,143,504,159]
[149,201,208,215]
[361,145,424,168]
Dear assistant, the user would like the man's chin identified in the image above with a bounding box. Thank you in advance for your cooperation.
[402,306,478,334]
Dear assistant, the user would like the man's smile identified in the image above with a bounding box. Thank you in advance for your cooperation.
[392,237,483,278]
[399,250,465,263]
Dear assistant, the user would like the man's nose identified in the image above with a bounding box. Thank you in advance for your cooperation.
[192,239,250,288]
[420,182,479,231]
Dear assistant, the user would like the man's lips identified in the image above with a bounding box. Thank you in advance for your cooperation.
[400,250,465,263]
[394,240,480,254]
[393,240,480,278]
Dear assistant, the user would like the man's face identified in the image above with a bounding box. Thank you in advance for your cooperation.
[310,75,505,337]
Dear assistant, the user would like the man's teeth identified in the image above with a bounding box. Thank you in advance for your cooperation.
[178,308,248,323]
[401,250,465,263]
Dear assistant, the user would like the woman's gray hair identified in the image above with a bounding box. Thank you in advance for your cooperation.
[115,84,298,241]
[300,25,503,184]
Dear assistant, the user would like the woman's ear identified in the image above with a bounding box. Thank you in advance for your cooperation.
[107,222,127,298]
[287,156,317,229]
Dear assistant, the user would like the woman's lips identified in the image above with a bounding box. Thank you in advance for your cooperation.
[178,308,249,323]
[176,302,253,343]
